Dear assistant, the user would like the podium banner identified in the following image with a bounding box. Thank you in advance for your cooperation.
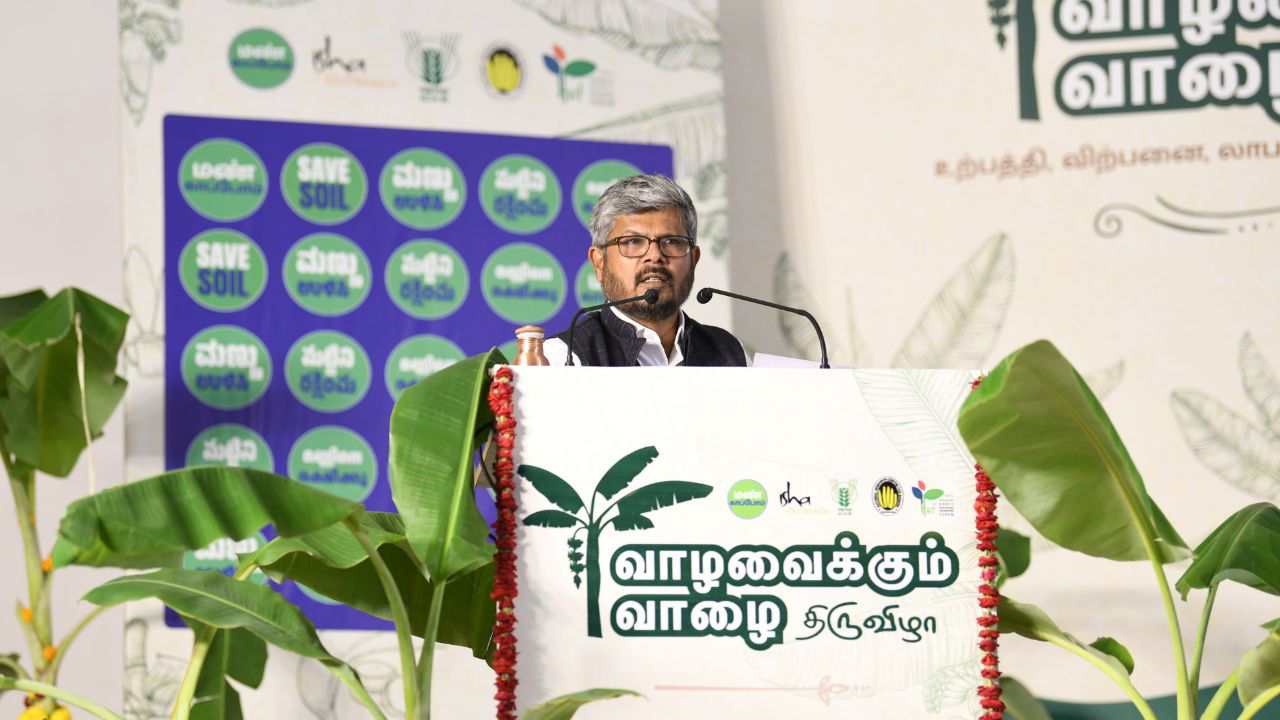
[511,366,984,718]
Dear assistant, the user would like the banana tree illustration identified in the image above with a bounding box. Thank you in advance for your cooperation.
[518,446,712,638]
[987,0,1038,120]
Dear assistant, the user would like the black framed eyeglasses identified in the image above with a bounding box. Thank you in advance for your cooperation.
[605,235,695,258]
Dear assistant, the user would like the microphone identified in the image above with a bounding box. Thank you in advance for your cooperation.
[565,289,660,365]
[696,287,830,369]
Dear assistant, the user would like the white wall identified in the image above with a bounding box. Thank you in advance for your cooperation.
[0,2,124,714]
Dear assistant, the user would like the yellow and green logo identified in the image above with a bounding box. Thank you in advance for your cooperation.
[872,477,902,515]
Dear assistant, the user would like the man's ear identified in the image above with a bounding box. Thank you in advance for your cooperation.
[589,245,606,282]
[690,244,701,268]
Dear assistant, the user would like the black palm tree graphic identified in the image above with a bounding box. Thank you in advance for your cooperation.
[518,446,712,638]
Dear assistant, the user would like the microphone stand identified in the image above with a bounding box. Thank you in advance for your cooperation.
[565,288,660,366]
[696,287,829,368]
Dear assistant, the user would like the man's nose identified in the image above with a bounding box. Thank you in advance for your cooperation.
[640,239,667,263]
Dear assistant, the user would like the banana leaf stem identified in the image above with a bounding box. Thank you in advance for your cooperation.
[0,676,122,720]
[345,516,417,717]
[4,442,51,666]
[1141,537,1193,719]
[45,604,111,682]
[1187,584,1218,709]
[416,579,448,720]
[1200,669,1238,720]
[326,662,389,720]
[1239,683,1280,720]
[1043,634,1158,720]
[169,562,258,720]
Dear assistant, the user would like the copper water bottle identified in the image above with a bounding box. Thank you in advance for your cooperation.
[511,325,550,366]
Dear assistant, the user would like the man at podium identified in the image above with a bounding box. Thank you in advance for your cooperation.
[543,175,748,367]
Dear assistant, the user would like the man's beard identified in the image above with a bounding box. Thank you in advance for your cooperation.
[600,262,693,322]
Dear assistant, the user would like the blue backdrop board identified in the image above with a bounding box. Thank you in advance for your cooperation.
[163,113,671,629]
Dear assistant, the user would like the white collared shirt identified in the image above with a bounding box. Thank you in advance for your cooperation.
[544,306,687,366]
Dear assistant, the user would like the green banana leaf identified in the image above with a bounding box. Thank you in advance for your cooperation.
[187,623,267,720]
[594,446,659,501]
[389,350,502,581]
[52,466,358,568]
[246,513,495,658]
[523,510,583,528]
[0,288,128,477]
[958,340,1188,563]
[1176,503,1280,599]
[996,528,1031,586]
[1000,597,1135,677]
[1238,631,1280,707]
[520,465,586,514]
[85,569,341,662]
[614,482,713,517]
[1000,676,1051,720]
[0,290,48,330]
[519,688,641,720]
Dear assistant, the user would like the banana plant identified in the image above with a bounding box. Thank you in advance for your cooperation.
[0,288,128,718]
[518,446,713,637]
[0,288,637,719]
[959,340,1280,720]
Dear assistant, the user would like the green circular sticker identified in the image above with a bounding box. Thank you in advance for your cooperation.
[178,230,267,312]
[572,159,640,228]
[181,325,272,410]
[498,340,519,363]
[728,479,768,519]
[185,424,274,471]
[184,532,269,584]
[385,239,469,319]
[281,142,367,225]
[574,259,605,307]
[285,330,371,413]
[283,233,371,316]
[385,334,464,400]
[481,243,566,324]
[288,426,378,502]
[380,148,466,230]
[178,139,268,221]
[479,154,562,233]
[228,28,294,89]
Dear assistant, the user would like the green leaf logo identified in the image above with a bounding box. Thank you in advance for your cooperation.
[518,446,711,637]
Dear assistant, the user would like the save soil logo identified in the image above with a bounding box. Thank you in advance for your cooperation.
[283,233,371,316]
[385,239,469,319]
[281,142,368,225]
[229,28,294,89]
[518,446,712,638]
[178,229,267,312]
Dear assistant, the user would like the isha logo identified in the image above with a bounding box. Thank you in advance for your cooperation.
[778,481,811,507]
[312,35,365,74]
[403,32,459,103]
[542,44,596,101]
[519,446,711,638]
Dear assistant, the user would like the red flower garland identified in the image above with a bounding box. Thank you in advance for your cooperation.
[971,376,1004,720]
[487,366,519,720]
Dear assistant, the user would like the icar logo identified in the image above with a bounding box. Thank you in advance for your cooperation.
[519,446,712,638]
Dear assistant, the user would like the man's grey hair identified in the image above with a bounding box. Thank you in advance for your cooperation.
[589,174,697,248]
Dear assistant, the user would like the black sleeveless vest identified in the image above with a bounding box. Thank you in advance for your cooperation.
[553,309,747,367]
